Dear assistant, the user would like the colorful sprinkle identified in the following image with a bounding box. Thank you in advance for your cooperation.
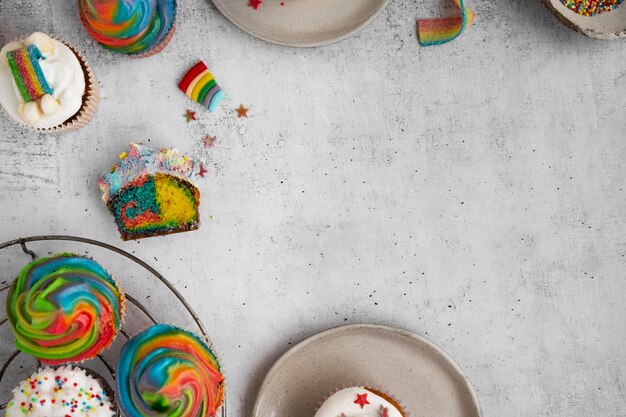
[184,109,197,122]
[559,0,622,15]
[354,393,370,409]
[5,367,115,417]
[249,0,263,9]
[236,104,249,118]
[203,134,216,148]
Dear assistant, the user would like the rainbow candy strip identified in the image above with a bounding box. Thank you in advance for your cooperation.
[417,0,475,46]
[179,61,224,112]
[6,45,53,102]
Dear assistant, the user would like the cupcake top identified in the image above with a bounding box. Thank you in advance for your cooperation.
[315,387,404,417]
[117,324,224,417]
[98,143,201,203]
[78,0,177,55]
[6,253,125,365]
[0,33,86,129]
[5,366,116,417]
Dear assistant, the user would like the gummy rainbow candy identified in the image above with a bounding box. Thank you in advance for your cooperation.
[116,324,225,417]
[6,254,125,365]
[417,0,475,46]
[179,61,225,112]
[6,45,53,102]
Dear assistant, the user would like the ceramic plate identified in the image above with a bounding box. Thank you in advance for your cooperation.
[211,0,390,47]
[253,324,482,417]
[543,0,626,39]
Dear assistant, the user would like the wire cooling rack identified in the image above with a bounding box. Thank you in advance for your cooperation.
[0,235,226,417]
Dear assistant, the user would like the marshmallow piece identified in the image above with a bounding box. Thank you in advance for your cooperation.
[19,101,41,123]
[40,94,60,115]
[24,32,54,55]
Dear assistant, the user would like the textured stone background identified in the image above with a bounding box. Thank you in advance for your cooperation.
[1,0,625,416]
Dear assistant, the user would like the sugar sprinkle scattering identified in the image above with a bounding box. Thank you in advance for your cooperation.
[559,0,623,15]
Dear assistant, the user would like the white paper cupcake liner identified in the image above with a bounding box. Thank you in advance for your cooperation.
[2,35,100,134]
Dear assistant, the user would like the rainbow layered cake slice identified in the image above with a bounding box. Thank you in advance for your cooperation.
[98,143,202,241]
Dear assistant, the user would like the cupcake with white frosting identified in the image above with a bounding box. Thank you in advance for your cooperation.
[315,387,405,417]
[0,32,99,132]
[5,366,116,417]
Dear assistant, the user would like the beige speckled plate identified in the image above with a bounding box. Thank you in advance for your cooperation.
[543,0,626,39]
[253,324,482,417]
[211,0,390,47]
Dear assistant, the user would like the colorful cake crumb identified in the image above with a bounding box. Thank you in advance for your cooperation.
[116,324,225,417]
[6,254,125,365]
[179,61,225,112]
[315,387,405,417]
[5,366,116,417]
[98,143,202,241]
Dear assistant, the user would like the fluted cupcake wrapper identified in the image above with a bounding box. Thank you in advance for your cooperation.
[3,35,100,134]
[365,387,408,417]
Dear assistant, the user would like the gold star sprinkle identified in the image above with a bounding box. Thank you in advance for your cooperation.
[236,104,249,118]
[184,109,197,122]
[203,134,216,148]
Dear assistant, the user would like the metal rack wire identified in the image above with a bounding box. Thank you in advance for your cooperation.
[0,235,227,417]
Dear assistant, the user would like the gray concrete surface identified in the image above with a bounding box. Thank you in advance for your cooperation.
[1,1,625,416]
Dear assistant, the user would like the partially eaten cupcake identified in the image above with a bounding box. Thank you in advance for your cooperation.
[98,143,202,241]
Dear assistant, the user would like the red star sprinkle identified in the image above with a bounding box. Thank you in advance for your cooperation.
[199,164,208,178]
[249,0,262,9]
[354,393,370,409]
[380,405,389,417]
[184,109,197,122]
[203,134,216,148]
[236,104,249,118]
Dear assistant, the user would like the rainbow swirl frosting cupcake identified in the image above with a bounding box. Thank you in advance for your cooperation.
[78,0,177,56]
[98,143,202,241]
[116,324,225,417]
[6,254,125,365]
